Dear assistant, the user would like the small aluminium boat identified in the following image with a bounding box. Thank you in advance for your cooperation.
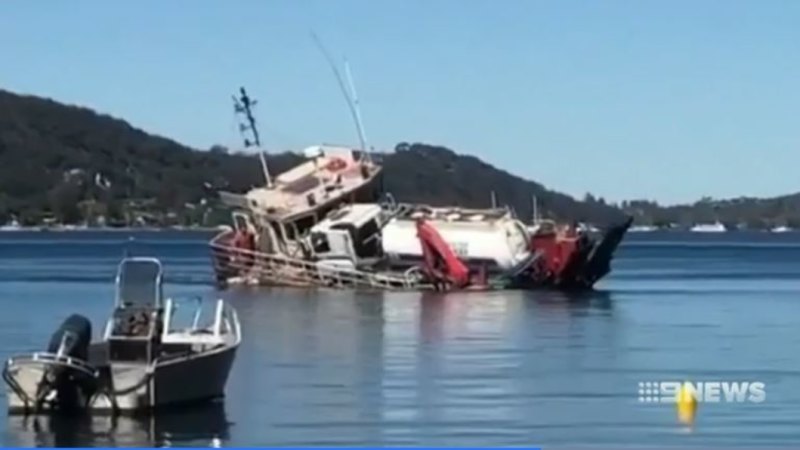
[3,257,241,414]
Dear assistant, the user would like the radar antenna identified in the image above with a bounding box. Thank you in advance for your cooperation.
[233,87,272,187]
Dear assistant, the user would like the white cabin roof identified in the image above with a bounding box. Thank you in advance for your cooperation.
[220,144,381,222]
[312,204,382,232]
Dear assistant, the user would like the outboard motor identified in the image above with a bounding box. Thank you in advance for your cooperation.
[35,314,94,411]
[46,314,92,361]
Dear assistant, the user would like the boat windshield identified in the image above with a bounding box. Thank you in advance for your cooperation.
[116,259,163,308]
[165,297,215,334]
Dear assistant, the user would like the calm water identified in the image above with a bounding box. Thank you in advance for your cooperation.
[0,230,799,447]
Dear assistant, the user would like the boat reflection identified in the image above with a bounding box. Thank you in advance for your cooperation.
[527,288,614,312]
[415,288,615,328]
[5,402,230,447]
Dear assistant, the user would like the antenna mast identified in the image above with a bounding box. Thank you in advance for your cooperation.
[233,87,272,187]
[311,32,369,159]
[344,58,371,162]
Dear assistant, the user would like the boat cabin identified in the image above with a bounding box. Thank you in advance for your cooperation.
[220,145,381,224]
[218,145,383,257]
[307,204,385,264]
[242,145,380,221]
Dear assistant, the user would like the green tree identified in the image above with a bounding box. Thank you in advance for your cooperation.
[48,183,83,224]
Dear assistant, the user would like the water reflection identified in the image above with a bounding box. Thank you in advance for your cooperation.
[382,289,620,446]
[5,402,230,447]
[413,289,615,343]
[527,289,614,311]
[353,291,386,445]
[224,287,625,445]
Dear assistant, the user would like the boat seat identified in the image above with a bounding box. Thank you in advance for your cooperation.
[110,306,162,338]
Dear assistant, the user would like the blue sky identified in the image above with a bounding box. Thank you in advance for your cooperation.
[1,0,799,205]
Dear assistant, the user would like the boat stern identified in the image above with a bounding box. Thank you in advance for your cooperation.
[3,353,97,414]
[4,358,48,413]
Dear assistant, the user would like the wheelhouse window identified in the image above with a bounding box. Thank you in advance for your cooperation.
[331,218,382,258]
[311,232,331,254]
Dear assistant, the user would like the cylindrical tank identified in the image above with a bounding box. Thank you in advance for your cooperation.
[381,216,532,270]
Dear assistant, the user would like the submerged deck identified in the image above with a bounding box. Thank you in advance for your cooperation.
[210,230,534,292]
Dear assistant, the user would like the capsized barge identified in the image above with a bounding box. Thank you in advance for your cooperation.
[208,87,631,292]
[210,192,632,292]
[3,257,241,414]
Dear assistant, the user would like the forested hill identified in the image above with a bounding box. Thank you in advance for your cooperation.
[1,88,797,229]
[381,143,623,225]
[621,195,800,230]
[0,89,624,227]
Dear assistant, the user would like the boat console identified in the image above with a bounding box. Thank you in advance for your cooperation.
[103,258,165,364]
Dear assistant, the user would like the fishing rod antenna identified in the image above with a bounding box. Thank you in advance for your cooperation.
[233,87,272,187]
[310,31,370,162]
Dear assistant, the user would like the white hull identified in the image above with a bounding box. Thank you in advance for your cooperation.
[152,345,237,407]
[690,223,726,233]
[93,345,238,411]
[5,336,238,414]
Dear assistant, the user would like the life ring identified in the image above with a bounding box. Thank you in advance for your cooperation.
[325,157,347,172]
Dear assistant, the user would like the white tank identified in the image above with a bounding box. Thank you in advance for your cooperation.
[380,214,533,270]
